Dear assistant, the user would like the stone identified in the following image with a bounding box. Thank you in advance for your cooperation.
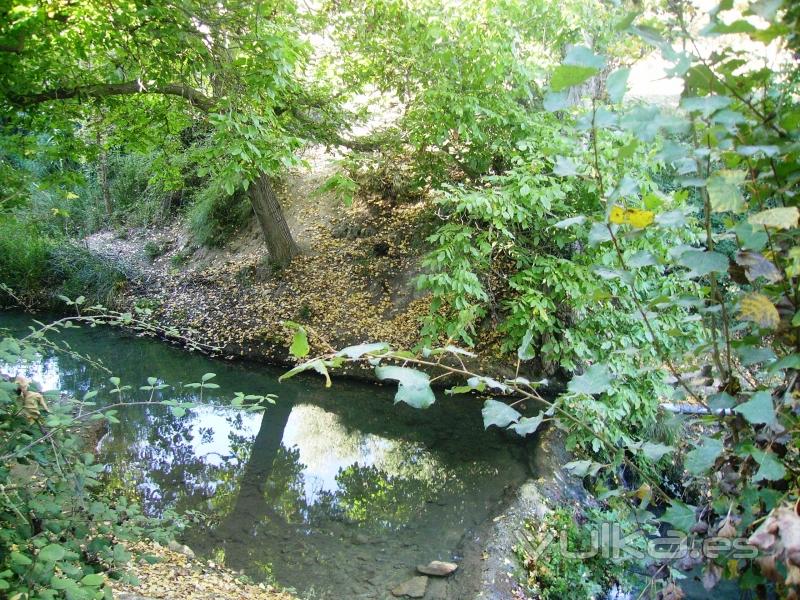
[353,533,370,545]
[416,560,458,577]
[167,540,195,559]
[391,576,428,598]
[426,578,450,600]
[116,594,158,600]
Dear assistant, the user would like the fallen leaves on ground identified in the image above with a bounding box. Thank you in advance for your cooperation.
[112,540,297,600]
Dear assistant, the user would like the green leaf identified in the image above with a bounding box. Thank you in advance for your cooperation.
[375,366,435,409]
[38,544,66,562]
[662,501,697,533]
[564,45,605,69]
[707,170,746,213]
[279,360,317,382]
[753,450,786,481]
[543,91,570,112]
[510,414,544,436]
[770,354,800,373]
[517,329,535,361]
[564,460,604,477]
[554,215,586,229]
[685,437,723,475]
[80,573,105,586]
[749,207,800,230]
[677,249,729,277]
[628,251,658,268]
[681,95,732,117]
[481,399,521,429]
[588,222,613,245]
[289,328,309,359]
[735,391,776,425]
[634,441,675,461]
[553,156,578,176]
[10,551,32,566]
[568,364,611,395]
[201,372,216,382]
[654,210,687,228]
[734,221,767,251]
[736,346,776,366]
[550,65,598,92]
[709,392,735,410]
[606,68,630,103]
[336,342,389,359]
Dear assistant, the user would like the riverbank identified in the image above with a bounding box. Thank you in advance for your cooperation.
[68,145,559,388]
[113,540,298,600]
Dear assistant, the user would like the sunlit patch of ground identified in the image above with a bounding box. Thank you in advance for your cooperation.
[113,540,298,600]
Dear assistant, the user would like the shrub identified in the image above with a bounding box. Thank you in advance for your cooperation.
[144,240,166,262]
[0,216,52,297]
[516,508,645,599]
[47,244,127,306]
[187,183,252,248]
[0,216,127,307]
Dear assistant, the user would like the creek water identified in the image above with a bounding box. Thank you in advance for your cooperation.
[0,311,531,599]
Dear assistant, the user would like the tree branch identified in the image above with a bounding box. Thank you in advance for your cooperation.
[9,81,215,112]
[0,40,24,53]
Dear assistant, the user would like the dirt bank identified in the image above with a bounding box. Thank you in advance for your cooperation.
[84,145,557,389]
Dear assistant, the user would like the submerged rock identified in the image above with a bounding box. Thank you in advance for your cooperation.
[391,576,428,598]
[416,560,458,577]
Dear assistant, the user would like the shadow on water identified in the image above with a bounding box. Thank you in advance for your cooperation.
[0,311,531,599]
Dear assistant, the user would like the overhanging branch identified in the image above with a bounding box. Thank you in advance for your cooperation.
[9,81,215,112]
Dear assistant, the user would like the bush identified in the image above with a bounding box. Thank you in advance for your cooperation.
[0,217,52,296]
[144,240,166,262]
[187,183,252,248]
[516,508,645,599]
[47,244,127,306]
[0,216,127,307]
[0,315,227,597]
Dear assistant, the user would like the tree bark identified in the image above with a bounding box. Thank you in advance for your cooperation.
[248,173,299,267]
[95,129,111,215]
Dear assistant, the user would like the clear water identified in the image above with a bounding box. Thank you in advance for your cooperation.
[0,311,530,599]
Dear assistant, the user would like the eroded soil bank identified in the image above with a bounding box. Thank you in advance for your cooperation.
[79,146,561,389]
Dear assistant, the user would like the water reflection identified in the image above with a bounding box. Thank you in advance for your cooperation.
[1,312,530,598]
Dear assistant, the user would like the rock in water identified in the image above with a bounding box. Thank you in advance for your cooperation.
[391,576,429,598]
[416,560,458,577]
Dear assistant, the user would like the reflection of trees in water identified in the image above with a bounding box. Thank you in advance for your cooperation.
[1,319,524,592]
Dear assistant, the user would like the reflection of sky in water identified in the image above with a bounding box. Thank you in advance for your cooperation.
[283,405,394,505]
[118,402,399,507]
[1,313,529,598]
[5,355,62,392]
[2,344,411,508]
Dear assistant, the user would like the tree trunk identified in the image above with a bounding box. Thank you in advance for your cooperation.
[248,173,299,267]
[96,129,111,215]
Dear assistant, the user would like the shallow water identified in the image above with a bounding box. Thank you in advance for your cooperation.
[0,311,530,599]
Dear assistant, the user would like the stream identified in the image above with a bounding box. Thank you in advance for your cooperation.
[0,311,532,599]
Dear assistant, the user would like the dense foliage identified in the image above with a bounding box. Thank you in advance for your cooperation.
[4,0,800,598]
[283,0,800,598]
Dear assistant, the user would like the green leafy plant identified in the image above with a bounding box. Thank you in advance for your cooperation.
[0,301,267,598]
